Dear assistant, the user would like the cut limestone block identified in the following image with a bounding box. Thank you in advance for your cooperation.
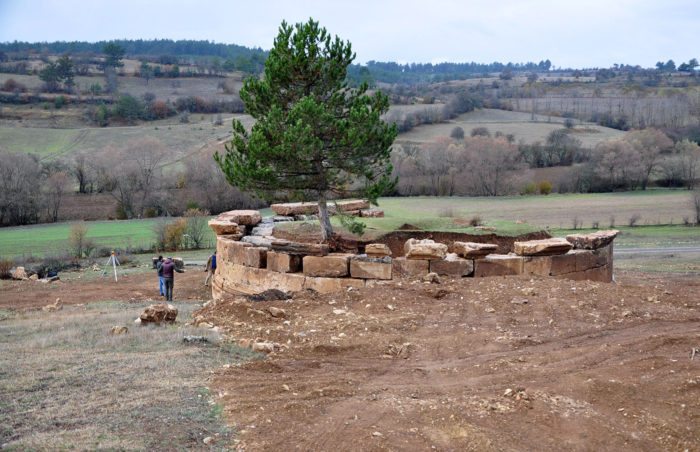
[230,241,254,265]
[566,230,619,250]
[474,254,524,277]
[350,256,392,280]
[513,238,572,256]
[430,253,474,277]
[404,239,448,260]
[271,240,329,256]
[303,276,365,293]
[303,254,351,277]
[217,236,249,263]
[453,242,498,259]
[365,243,391,257]
[208,219,241,236]
[360,209,384,218]
[242,247,268,268]
[267,251,302,273]
[216,210,262,226]
[392,257,429,277]
[522,256,552,277]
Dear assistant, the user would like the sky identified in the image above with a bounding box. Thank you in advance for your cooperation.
[0,0,698,69]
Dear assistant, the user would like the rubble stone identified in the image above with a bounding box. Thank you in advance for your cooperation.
[140,304,178,324]
[11,266,28,280]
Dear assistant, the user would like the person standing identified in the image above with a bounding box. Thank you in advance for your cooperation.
[161,257,184,302]
[156,255,165,297]
[204,252,217,287]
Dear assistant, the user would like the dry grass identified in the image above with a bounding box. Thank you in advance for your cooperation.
[0,301,260,450]
[396,108,624,146]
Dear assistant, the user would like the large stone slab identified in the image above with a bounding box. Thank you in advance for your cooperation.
[216,210,262,226]
[271,240,329,256]
[350,256,392,280]
[430,253,474,277]
[392,257,429,277]
[267,251,302,273]
[474,254,524,277]
[365,243,391,257]
[513,238,572,256]
[208,218,242,236]
[271,202,320,216]
[404,239,448,260]
[453,242,498,259]
[566,230,619,250]
[303,254,351,277]
[241,235,274,249]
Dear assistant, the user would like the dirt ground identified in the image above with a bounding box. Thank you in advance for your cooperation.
[196,272,700,451]
[2,269,699,451]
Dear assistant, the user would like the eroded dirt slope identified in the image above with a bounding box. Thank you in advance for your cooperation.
[198,272,700,451]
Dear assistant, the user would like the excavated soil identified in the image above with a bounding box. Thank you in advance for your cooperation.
[197,272,700,451]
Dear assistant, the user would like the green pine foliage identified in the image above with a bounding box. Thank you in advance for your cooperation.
[215,19,398,240]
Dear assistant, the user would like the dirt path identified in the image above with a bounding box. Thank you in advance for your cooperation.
[198,272,700,451]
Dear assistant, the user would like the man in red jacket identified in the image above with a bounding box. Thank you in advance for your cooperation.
[161,257,184,302]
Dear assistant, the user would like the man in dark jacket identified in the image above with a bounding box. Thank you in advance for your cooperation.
[161,257,184,302]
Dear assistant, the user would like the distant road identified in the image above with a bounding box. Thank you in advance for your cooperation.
[616,246,700,255]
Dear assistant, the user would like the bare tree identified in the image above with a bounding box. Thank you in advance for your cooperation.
[68,223,91,258]
[465,137,523,196]
[0,151,43,225]
[184,208,210,249]
[624,129,673,190]
[44,171,70,222]
[675,139,700,189]
[693,189,700,225]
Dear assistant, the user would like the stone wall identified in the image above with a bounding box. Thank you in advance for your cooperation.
[209,210,618,300]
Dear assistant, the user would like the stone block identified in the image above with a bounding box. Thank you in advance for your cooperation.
[271,202,319,216]
[392,257,429,277]
[267,251,302,273]
[566,230,619,250]
[514,238,572,256]
[404,238,448,260]
[208,218,241,235]
[216,209,262,226]
[350,256,392,280]
[242,247,267,268]
[241,235,274,249]
[523,256,552,276]
[303,276,364,293]
[429,253,474,276]
[550,252,578,276]
[303,254,351,277]
[474,254,524,277]
[365,243,391,257]
[271,240,329,256]
[453,242,498,259]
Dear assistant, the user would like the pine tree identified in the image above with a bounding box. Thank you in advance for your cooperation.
[215,19,397,241]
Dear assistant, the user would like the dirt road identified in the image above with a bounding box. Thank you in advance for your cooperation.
[198,272,700,451]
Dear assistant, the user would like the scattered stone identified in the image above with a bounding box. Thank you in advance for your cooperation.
[252,341,279,353]
[372,431,383,438]
[453,242,498,259]
[566,230,619,250]
[422,272,441,284]
[29,274,39,281]
[514,238,572,256]
[267,307,287,318]
[282,384,291,391]
[11,266,28,280]
[404,239,448,260]
[203,436,215,445]
[504,388,514,397]
[42,299,63,312]
[139,304,178,324]
[110,326,128,335]
[333,309,347,315]
[511,298,529,305]
[39,275,60,283]
[183,335,209,344]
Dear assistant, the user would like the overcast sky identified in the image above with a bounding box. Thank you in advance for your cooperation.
[0,0,698,68]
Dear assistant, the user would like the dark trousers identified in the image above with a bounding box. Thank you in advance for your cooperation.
[164,277,174,301]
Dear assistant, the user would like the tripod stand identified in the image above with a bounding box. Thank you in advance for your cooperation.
[101,251,121,282]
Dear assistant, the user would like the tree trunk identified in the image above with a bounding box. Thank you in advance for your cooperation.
[317,195,334,242]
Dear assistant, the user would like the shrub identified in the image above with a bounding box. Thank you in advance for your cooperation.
[450,126,465,140]
[184,208,210,249]
[468,215,484,227]
[54,95,66,109]
[609,215,616,228]
[628,214,641,227]
[0,258,12,279]
[564,118,575,129]
[522,182,537,195]
[68,223,90,258]
[471,127,491,137]
[1,78,27,93]
[179,110,190,123]
[537,180,553,195]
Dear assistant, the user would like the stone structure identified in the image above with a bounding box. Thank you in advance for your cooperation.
[209,209,618,299]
